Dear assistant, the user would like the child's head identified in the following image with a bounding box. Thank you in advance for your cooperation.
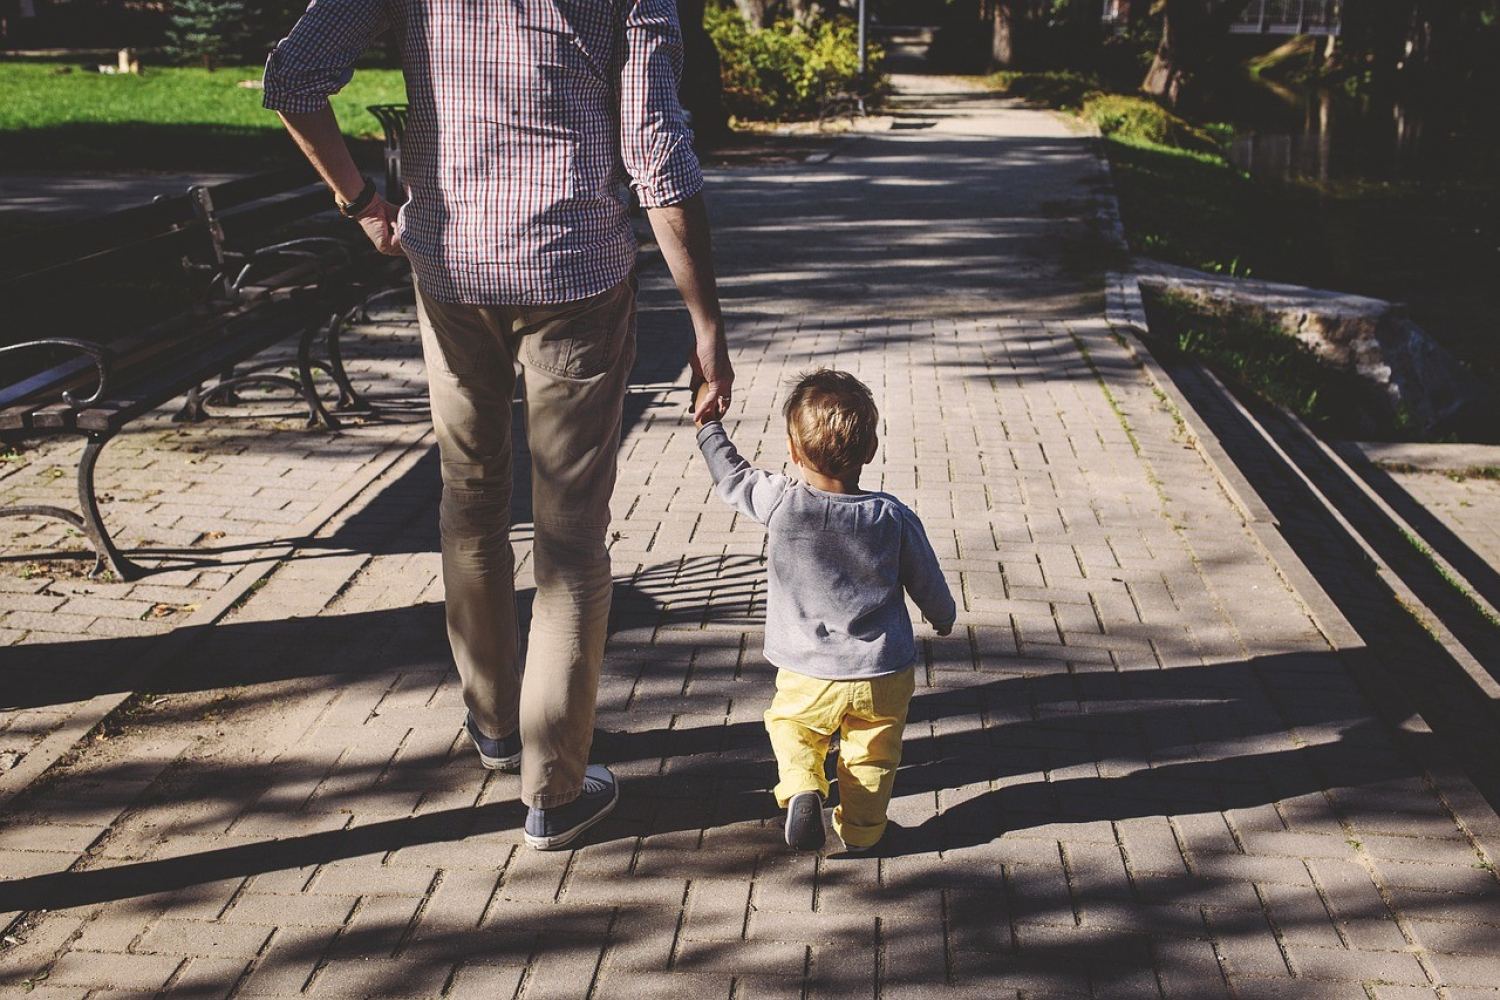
[783,369,879,478]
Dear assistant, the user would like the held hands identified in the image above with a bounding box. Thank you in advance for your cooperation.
[355,194,405,257]
[690,380,720,428]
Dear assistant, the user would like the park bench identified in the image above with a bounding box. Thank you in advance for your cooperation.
[0,166,409,581]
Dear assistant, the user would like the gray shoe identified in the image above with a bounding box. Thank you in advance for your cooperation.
[784,791,826,851]
[465,713,521,772]
[524,765,619,850]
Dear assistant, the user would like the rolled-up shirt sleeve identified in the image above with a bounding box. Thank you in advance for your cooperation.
[618,0,704,208]
[263,0,389,114]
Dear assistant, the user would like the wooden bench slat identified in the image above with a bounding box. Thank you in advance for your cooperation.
[74,295,330,433]
[204,165,320,208]
[0,196,199,281]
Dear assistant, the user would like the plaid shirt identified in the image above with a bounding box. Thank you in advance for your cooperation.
[264,0,703,305]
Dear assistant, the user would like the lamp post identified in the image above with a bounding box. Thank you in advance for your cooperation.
[857,0,867,76]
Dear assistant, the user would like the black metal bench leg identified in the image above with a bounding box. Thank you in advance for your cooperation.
[175,383,210,423]
[0,503,94,574]
[78,433,144,581]
[298,314,341,431]
[325,304,371,412]
[0,432,142,580]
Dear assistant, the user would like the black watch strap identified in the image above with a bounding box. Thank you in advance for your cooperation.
[337,177,377,219]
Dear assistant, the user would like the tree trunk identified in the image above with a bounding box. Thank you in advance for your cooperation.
[677,0,730,144]
[787,0,826,26]
[734,0,780,29]
[1141,0,1253,107]
[1140,2,1188,105]
[990,0,1018,68]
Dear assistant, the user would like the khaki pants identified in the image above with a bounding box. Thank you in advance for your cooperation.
[764,666,916,848]
[416,274,637,809]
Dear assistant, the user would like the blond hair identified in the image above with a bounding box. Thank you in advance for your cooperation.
[783,369,879,477]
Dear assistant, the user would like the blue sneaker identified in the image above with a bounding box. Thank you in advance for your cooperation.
[465,713,521,772]
[524,765,620,851]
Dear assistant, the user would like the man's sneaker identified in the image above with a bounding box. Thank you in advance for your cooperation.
[524,765,620,851]
[784,791,826,851]
[465,713,521,772]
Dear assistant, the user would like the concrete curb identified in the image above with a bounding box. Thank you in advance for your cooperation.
[1087,136,1500,860]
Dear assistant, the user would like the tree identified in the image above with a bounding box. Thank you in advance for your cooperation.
[986,0,1021,67]
[734,0,779,28]
[677,0,731,142]
[733,0,832,29]
[165,0,252,71]
[1140,0,1252,106]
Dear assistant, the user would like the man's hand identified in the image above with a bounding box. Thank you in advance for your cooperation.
[355,194,405,257]
[277,108,407,258]
[690,320,732,424]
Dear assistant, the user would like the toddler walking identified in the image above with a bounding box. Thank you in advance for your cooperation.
[694,370,956,852]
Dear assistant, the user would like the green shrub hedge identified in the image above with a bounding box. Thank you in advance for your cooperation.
[1078,94,1223,157]
[706,6,883,121]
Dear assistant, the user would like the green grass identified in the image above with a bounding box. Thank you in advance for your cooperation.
[989,70,1103,110]
[1142,290,1397,439]
[1104,137,1287,279]
[0,60,406,171]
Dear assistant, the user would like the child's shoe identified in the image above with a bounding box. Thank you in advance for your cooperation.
[784,791,826,850]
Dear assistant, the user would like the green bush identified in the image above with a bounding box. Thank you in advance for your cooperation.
[989,69,1102,110]
[706,6,883,121]
[1078,94,1223,156]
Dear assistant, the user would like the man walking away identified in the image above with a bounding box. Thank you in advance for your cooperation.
[263,0,733,850]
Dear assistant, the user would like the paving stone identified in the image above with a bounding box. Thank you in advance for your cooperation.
[223,892,359,927]
[164,956,253,998]
[46,950,183,989]
[1288,945,1430,985]
[135,919,273,958]
[445,962,525,999]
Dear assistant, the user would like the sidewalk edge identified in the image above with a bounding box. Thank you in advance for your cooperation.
[1089,137,1500,857]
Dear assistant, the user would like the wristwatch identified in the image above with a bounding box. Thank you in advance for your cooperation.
[337,177,377,219]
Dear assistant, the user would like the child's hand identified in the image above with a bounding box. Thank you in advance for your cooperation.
[690,379,723,428]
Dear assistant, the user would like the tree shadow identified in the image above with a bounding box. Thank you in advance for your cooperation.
[1157,362,1500,811]
[0,645,1445,914]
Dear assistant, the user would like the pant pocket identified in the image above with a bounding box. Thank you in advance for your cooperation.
[520,275,635,380]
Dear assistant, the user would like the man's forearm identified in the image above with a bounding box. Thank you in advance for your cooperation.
[277,106,403,256]
[278,106,366,204]
[645,193,722,339]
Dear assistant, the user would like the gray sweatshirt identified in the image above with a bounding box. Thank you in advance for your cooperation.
[697,422,957,680]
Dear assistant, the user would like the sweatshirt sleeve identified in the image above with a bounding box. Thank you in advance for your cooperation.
[898,508,957,630]
[695,422,790,525]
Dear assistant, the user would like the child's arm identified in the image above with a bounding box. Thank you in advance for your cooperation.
[694,402,789,526]
[899,510,957,635]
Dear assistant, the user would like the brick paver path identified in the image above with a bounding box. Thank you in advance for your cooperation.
[3,80,1500,998]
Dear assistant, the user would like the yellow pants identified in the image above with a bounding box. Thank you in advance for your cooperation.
[764,666,916,848]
